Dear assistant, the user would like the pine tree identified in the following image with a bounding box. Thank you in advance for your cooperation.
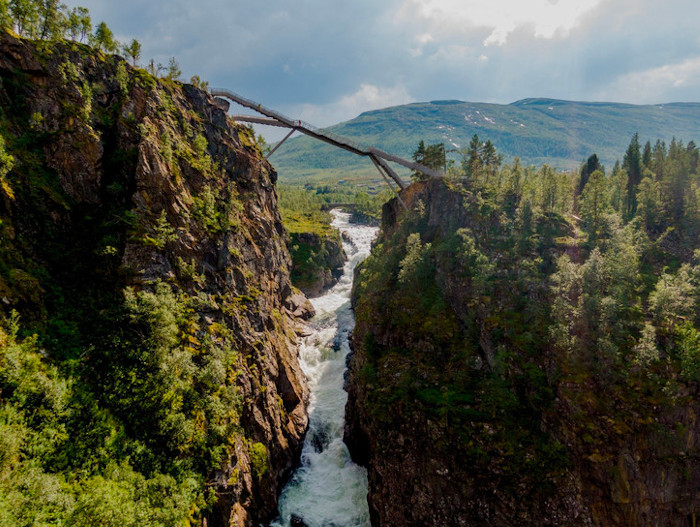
[636,172,662,233]
[577,153,602,196]
[463,134,482,184]
[411,140,443,181]
[482,139,502,185]
[652,140,667,180]
[623,132,642,219]
[687,141,699,174]
[538,164,558,213]
[642,140,653,169]
[502,157,523,217]
[424,143,445,172]
[580,170,608,241]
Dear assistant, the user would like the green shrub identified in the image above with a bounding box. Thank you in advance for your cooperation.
[192,185,221,234]
[79,82,92,121]
[0,134,14,200]
[115,61,128,97]
[248,442,269,479]
[192,184,243,235]
[150,210,177,249]
[397,232,431,285]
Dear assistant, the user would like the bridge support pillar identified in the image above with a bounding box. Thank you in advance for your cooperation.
[371,156,407,210]
[265,128,296,159]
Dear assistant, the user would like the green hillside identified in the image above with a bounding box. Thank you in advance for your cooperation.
[271,98,700,182]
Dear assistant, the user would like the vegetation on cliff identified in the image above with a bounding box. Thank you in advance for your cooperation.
[347,135,700,525]
[277,183,390,295]
[0,28,307,527]
[277,185,345,296]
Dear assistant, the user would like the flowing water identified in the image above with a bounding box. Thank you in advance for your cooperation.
[269,211,377,527]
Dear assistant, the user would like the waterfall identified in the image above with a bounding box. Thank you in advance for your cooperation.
[270,211,377,527]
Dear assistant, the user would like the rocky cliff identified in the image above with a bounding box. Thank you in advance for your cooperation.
[345,178,700,526]
[0,32,308,526]
[288,230,345,297]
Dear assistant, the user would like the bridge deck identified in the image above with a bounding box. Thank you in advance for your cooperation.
[210,88,444,190]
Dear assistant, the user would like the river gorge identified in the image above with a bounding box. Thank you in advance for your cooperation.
[271,212,377,527]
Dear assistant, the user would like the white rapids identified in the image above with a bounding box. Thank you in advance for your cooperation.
[269,210,377,527]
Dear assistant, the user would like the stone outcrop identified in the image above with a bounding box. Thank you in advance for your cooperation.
[288,230,345,297]
[0,32,308,526]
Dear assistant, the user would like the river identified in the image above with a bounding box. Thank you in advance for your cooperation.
[269,211,377,527]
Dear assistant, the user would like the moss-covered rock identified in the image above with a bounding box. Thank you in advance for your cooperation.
[288,230,344,297]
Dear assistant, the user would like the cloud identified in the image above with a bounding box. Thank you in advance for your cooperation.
[62,0,700,131]
[241,83,415,143]
[597,56,700,103]
[405,0,604,45]
[289,83,416,127]
[410,33,434,57]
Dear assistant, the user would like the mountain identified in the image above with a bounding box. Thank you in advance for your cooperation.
[271,98,700,182]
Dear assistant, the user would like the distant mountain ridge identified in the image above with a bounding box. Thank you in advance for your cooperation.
[272,98,700,182]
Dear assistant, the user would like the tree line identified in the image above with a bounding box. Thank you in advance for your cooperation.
[404,133,700,384]
[0,1,190,81]
[1,1,140,60]
[412,133,700,245]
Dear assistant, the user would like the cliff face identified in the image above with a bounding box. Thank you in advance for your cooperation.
[288,230,345,297]
[0,33,308,526]
[345,178,700,526]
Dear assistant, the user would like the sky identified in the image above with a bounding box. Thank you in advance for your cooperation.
[65,0,700,140]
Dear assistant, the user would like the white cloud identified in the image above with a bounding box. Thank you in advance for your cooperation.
[289,84,416,127]
[251,83,415,143]
[410,33,434,57]
[427,44,475,61]
[598,56,700,103]
[406,0,604,45]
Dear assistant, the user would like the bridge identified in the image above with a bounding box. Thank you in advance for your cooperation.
[319,202,358,211]
[210,88,444,194]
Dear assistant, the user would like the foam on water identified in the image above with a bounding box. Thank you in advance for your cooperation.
[269,211,377,527]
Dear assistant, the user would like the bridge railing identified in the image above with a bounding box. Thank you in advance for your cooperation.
[210,87,443,182]
[212,88,372,153]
